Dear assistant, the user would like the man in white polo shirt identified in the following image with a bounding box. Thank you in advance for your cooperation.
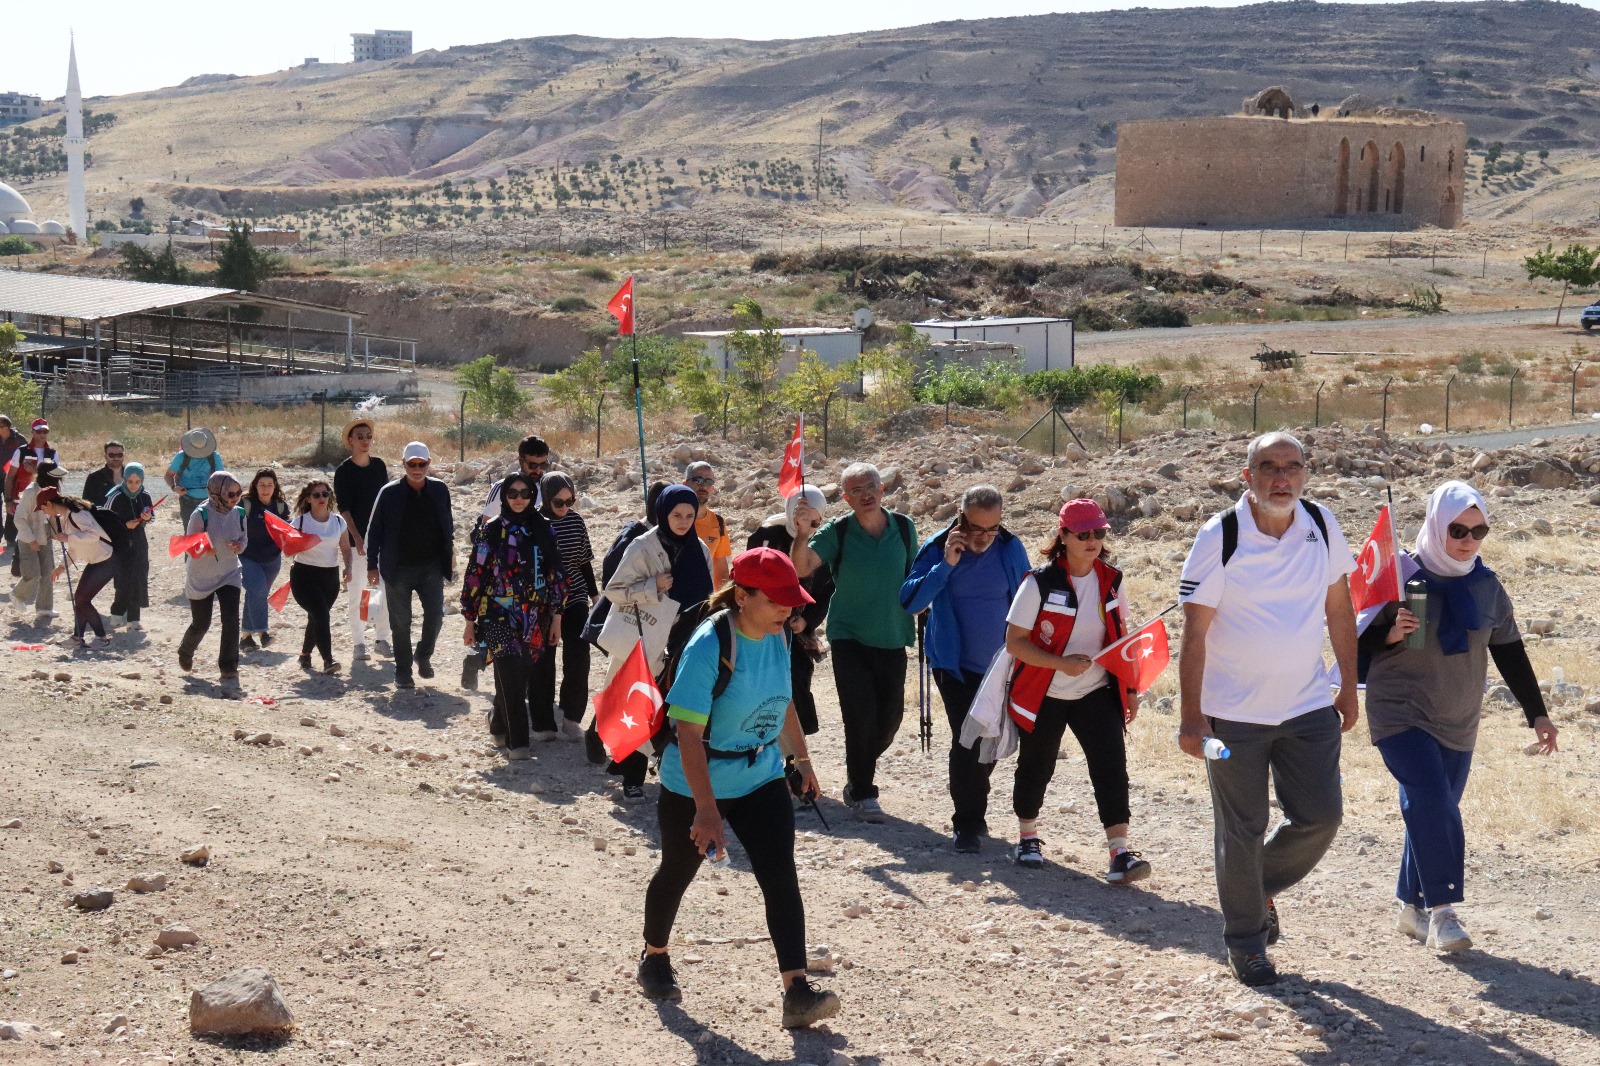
[1177,431,1359,987]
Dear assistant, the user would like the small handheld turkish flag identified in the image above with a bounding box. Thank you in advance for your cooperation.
[593,640,663,762]
[1093,618,1171,695]
[268,580,293,613]
[778,415,805,498]
[607,275,635,336]
[1349,505,1401,612]
[263,511,320,556]
[168,531,211,559]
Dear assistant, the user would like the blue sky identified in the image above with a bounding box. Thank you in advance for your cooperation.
[8,0,1568,99]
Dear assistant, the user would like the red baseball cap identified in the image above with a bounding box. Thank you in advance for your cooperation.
[34,486,61,511]
[1059,498,1110,533]
[731,547,814,607]
[30,418,48,433]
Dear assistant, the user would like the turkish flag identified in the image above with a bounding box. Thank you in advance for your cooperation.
[778,415,805,498]
[1094,618,1171,695]
[1349,505,1402,612]
[263,511,320,555]
[168,532,211,559]
[593,639,663,762]
[607,275,635,336]
[361,587,382,621]
[268,581,293,613]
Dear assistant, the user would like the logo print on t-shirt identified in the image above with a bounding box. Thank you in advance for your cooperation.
[1039,619,1055,643]
[736,695,790,743]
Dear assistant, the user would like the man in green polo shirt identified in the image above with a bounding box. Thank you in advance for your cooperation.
[795,461,916,823]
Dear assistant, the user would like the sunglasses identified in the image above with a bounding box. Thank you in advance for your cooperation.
[551,496,575,508]
[348,431,373,441]
[688,476,715,486]
[309,491,331,500]
[524,459,550,470]
[405,460,429,469]
[1447,522,1490,541]
[105,452,125,459]
[223,490,243,500]
[1070,528,1109,542]
[502,488,533,500]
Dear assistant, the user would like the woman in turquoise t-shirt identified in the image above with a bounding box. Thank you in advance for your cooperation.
[636,548,841,1030]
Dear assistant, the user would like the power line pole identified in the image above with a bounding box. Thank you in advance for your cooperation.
[816,118,824,202]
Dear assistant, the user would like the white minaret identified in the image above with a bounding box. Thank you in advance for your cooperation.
[64,37,87,240]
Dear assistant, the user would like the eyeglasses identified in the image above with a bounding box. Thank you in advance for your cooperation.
[405,460,429,470]
[551,495,575,508]
[502,488,533,500]
[688,476,714,487]
[843,484,878,497]
[309,491,331,500]
[1070,528,1109,542]
[1252,461,1306,478]
[1447,522,1490,541]
[962,521,1001,535]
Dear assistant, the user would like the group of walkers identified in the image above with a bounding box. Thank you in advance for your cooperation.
[0,411,1561,1021]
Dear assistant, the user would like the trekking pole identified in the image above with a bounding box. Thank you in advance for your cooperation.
[917,613,931,754]
[57,536,76,605]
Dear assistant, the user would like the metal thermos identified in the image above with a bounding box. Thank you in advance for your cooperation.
[1404,577,1429,650]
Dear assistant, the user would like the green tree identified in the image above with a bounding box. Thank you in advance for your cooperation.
[778,349,855,424]
[546,348,610,426]
[726,326,787,442]
[457,355,530,420]
[0,235,36,256]
[119,240,198,284]
[213,222,284,292]
[1524,242,1600,325]
[0,323,41,421]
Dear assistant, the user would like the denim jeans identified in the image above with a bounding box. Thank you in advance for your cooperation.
[383,563,444,682]
[240,555,281,634]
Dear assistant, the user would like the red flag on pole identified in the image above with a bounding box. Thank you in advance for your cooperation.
[592,640,663,762]
[607,275,635,336]
[1349,505,1402,612]
[268,581,293,613]
[167,531,211,559]
[1093,618,1171,695]
[778,415,805,498]
[262,511,320,556]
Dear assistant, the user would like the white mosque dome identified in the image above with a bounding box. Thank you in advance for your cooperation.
[0,181,31,224]
[0,220,9,234]
[38,220,66,235]
[8,219,41,234]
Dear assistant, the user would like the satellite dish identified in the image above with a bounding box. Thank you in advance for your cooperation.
[852,307,875,330]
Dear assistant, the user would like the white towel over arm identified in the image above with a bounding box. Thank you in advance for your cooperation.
[959,648,1018,764]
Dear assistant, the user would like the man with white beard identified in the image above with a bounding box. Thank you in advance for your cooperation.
[900,485,1031,853]
[1177,431,1359,987]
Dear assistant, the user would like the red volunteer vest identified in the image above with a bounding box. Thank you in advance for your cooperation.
[1007,557,1125,731]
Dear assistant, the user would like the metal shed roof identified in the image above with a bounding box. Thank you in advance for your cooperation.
[0,269,364,321]
[913,316,1070,328]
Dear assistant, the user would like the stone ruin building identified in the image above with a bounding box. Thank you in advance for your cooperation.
[1114,88,1466,229]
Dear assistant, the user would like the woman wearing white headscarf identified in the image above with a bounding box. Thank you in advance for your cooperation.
[178,470,248,696]
[746,486,833,735]
[1357,480,1557,954]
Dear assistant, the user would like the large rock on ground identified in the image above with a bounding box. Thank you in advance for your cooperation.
[188,967,294,1036]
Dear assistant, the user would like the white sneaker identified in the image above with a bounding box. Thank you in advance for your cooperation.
[529,730,558,744]
[1397,903,1428,943]
[374,639,393,657]
[105,614,126,627]
[506,747,532,762]
[1426,907,1472,953]
[558,718,586,742]
[126,621,142,632]
[352,644,370,662]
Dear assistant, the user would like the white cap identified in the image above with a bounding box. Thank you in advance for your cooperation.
[402,441,430,463]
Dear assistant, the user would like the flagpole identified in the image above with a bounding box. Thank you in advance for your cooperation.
[632,334,647,512]
[1384,487,1403,593]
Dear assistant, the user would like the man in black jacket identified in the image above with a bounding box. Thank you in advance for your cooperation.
[366,442,454,690]
[82,440,127,506]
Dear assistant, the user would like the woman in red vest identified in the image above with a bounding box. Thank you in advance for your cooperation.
[1002,498,1151,884]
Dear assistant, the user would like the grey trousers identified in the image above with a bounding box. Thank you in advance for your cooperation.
[12,540,54,615]
[1206,706,1343,956]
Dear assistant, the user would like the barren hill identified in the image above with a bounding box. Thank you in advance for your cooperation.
[19,0,1600,218]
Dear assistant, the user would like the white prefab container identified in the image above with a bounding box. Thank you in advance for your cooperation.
[911,317,1074,373]
[684,326,865,376]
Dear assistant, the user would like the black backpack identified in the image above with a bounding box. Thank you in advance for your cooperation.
[1218,499,1329,565]
[580,519,652,648]
[650,608,791,756]
[89,506,131,553]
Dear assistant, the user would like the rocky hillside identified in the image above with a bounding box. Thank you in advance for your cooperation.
[19,1,1600,220]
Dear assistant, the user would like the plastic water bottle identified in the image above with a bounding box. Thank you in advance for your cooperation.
[705,844,730,866]
[1404,577,1429,650]
[1203,737,1231,761]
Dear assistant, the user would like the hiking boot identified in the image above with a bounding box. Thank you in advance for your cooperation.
[323,660,342,676]
[1107,850,1152,885]
[781,975,841,1029]
[623,784,646,802]
[1265,897,1281,945]
[395,676,415,690]
[1013,836,1045,869]
[238,635,258,653]
[952,829,981,854]
[1228,951,1280,987]
[1426,907,1472,953]
[856,797,885,823]
[636,950,682,1002]
[178,647,194,672]
[259,632,274,648]
[417,660,435,680]
[1397,903,1428,944]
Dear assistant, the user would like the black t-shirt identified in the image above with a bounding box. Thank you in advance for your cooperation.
[398,481,442,566]
[83,466,119,506]
[334,457,389,537]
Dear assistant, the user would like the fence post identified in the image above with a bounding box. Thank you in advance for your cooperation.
[1181,385,1195,428]
[822,393,832,457]
[1344,232,1350,262]
[1177,228,1183,256]
[595,392,606,457]
[1572,363,1583,417]
[721,393,730,439]
[1381,377,1394,433]
[459,392,467,463]
[1445,374,1456,432]
[1251,383,1264,432]
[1117,393,1125,448]
[1314,381,1325,427]
[1508,367,1521,427]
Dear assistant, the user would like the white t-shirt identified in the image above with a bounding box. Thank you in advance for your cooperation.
[1005,570,1126,701]
[292,512,347,569]
[1178,496,1354,726]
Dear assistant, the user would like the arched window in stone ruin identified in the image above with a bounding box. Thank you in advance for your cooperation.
[1362,139,1381,213]
[1420,146,1426,162]
[1390,142,1406,214]
[1335,138,1351,215]
[1447,148,1454,175]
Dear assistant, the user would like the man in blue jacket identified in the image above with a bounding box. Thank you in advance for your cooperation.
[900,484,1031,853]
[366,442,455,690]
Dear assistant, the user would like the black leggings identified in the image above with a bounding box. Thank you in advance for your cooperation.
[181,585,241,676]
[643,778,806,972]
[72,558,116,639]
[1012,684,1131,827]
[491,650,539,749]
[530,602,590,722]
[290,563,341,663]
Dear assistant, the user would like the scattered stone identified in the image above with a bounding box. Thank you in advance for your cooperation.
[102,1014,129,1034]
[1535,906,1554,920]
[52,671,71,682]
[328,724,348,737]
[125,873,168,893]
[1,819,19,830]
[592,837,608,852]
[181,844,210,866]
[159,695,173,705]
[155,925,200,949]
[188,967,295,1035]
[128,759,158,770]
[72,888,113,912]
[241,732,272,746]
[46,860,63,873]
[299,716,318,727]
[59,951,78,964]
